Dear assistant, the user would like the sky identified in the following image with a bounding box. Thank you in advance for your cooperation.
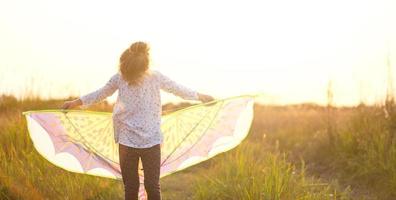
[0,0,395,106]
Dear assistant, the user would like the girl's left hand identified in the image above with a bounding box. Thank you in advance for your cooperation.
[61,99,82,110]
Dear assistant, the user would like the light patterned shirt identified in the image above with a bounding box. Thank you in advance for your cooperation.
[79,70,199,148]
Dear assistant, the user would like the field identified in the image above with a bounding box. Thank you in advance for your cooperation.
[1,95,395,199]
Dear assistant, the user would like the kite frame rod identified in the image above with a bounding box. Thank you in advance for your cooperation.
[21,93,262,115]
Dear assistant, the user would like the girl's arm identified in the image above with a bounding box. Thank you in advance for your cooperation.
[156,71,214,103]
[61,74,119,109]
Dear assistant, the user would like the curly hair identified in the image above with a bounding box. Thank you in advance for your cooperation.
[119,41,150,86]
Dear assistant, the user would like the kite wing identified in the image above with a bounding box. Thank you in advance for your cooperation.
[159,95,255,177]
[23,95,256,194]
[23,109,122,179]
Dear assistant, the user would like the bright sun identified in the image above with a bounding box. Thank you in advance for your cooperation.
[0,0,395,106]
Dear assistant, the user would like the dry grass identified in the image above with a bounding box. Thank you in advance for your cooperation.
[1,94,395,199]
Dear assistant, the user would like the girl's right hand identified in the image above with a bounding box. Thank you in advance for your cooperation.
[198,93,214,103]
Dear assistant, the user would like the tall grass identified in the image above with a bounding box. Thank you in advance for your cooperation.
[193,143,350,200]
[329,105,396,199]
[252,104,396,199]
[1,94,395,199]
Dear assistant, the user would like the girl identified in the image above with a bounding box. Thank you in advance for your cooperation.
[61,41,214,200]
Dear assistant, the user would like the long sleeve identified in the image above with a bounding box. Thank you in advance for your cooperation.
[79,74,120,109]
[155,71,199,101]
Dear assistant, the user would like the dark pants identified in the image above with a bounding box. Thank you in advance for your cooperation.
[119,143,161,200]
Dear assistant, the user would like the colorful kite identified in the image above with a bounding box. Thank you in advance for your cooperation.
[23,95,256,199]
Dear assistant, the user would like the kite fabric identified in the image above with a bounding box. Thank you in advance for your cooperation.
[23,95,257,199]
